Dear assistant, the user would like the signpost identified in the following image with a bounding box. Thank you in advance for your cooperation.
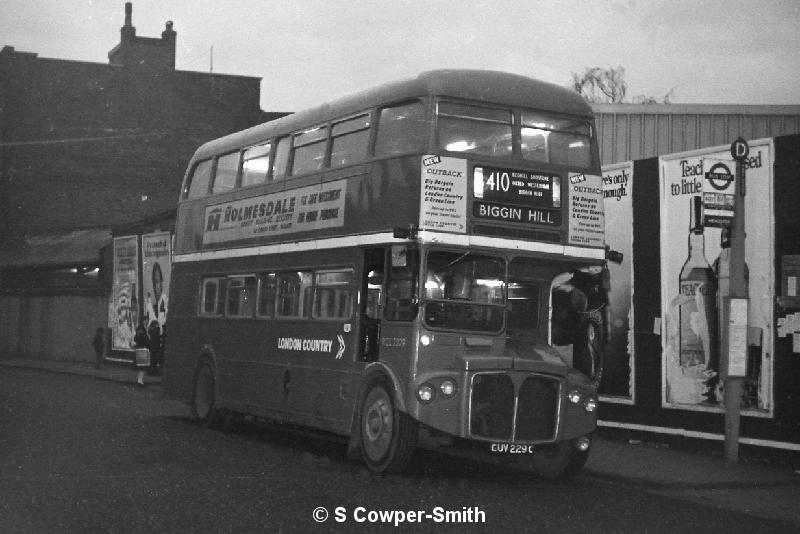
[723,137,749,463]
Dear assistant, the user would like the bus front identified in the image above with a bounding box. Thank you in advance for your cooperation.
[375,87,607,478]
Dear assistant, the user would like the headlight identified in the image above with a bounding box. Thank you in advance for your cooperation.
[439,379,457,396]
[417,383,435,403]
[583,397,598,412]
[568,389,582,404]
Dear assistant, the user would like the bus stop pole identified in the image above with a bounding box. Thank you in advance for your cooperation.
[723,141,748,463]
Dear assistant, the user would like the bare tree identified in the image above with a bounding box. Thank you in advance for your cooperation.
[571,66,675,104]
[570,66,627,103]
[630,87,676,105]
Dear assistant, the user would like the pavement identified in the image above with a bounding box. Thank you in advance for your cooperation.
[3,357,800,526]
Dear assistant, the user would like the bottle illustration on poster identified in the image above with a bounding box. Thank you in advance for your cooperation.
[676,196,717,399]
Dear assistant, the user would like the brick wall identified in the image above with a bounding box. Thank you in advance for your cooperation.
[0,45,269,239]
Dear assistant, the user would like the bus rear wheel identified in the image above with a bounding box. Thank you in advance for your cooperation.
[359,381,417,474]
[191,358,218,425]
[530,439,589,479]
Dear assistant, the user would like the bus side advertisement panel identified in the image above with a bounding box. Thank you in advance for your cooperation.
[202,180,347,245]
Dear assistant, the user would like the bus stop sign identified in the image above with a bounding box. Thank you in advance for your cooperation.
[731,137,749,162]
[703,160,735,228]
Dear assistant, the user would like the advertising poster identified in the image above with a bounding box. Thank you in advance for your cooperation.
[660,140,773,413]
[420,155,467,233]
[112,235,139,351]
[567,172,605,247]
[142,232,171,334]
[601,162,634,401]
[203,180,347,245]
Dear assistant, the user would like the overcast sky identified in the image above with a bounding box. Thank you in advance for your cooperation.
[2,0,799,111]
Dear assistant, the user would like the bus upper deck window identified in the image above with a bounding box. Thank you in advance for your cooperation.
[436,102,512,158]
[212,152,241,194]
[292,126,328,176]
[186,159,213,199]
[521,112,592,168]
[331,115,370,167]
[374,101,426,156]
[272,137,290,181]
[241,143,271,187]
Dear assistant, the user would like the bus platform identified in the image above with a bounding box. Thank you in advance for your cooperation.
[2,357,799,525]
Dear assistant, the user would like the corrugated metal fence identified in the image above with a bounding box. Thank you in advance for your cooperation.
[592,103,800,165]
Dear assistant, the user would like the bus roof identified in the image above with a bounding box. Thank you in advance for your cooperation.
[191,69,593,160]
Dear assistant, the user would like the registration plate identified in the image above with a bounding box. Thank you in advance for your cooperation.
[490,443,534,454]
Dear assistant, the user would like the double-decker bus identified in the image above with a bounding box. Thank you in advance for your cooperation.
[165,70,610,477]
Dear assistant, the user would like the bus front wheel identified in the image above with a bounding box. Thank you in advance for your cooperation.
[359,380,417,474]
[573,313,604,389]
[191,358,218,425]
[529,439,589,479]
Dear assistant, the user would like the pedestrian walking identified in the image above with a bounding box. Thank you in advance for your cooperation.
[147,320,162,376]
[92,327,105,369]
[133,324,149,387]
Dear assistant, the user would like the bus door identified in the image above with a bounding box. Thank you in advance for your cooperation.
[360,248,386,362]
[368,245,419,384]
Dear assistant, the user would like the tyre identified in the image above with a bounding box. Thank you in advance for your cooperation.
[573,312,604,388]
[359,380,417,474]
[530,439,589,479]
[191,358,217,425]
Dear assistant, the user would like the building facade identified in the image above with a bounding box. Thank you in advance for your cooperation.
[0,3,278,361]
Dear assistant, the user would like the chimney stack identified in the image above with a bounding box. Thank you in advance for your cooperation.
[121,2,136,42]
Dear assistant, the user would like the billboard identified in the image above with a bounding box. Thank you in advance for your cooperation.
[659,140,773,414]
[601,162,634,402]
[111,235,139,350]
[142,232,171,334]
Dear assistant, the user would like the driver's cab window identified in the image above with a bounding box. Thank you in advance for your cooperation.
[507,257,556,342]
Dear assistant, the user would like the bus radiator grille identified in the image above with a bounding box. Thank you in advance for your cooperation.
[469,374,514,441]
[515,375,560,441]
[469,373,560,442]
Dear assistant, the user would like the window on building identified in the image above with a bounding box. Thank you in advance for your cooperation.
[276,271,313,318]
[241,143,271,187]
[212,152,241,193]
[375,101,427,156]
[330,115,370,167]
[186,159,213,199]
[291,126,328,176]
[200,277,225,315]
[226,275,257,317]
[312,269,354,319]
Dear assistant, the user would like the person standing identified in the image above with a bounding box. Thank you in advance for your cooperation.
[133,324,149,387]
[92,327,105,370]
[147,319,163,376]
